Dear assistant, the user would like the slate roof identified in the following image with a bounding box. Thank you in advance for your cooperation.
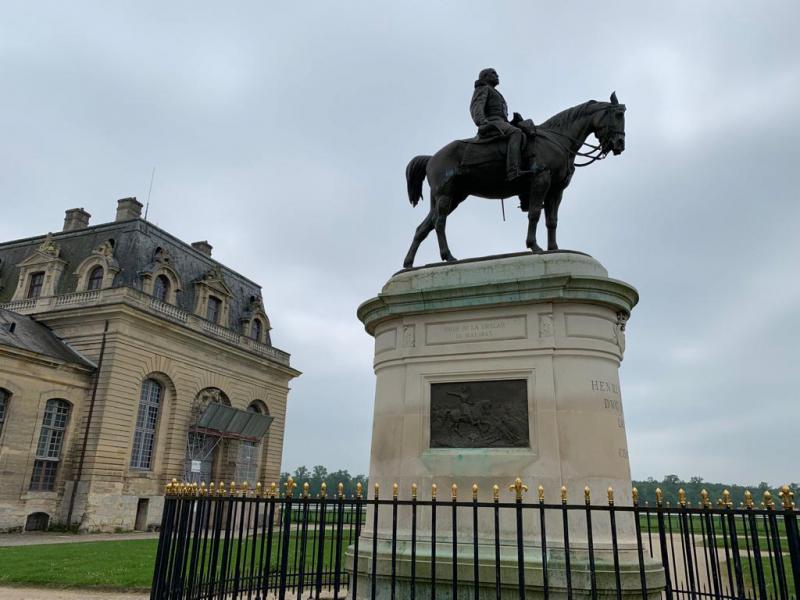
[0,308,96,369]
[0,218,269,337]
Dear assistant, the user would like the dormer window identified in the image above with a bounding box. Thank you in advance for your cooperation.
[27,272,45,299]
[153,275,171,302]
[251,318,263,341]
[87,266,104,291]
[207,296,222,324]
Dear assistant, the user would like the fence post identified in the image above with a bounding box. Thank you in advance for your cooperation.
[779,486,800,600]
[654,489,674,600]
[509,478,528,600]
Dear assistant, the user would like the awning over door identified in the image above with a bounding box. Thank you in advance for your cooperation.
[189,403,274,442]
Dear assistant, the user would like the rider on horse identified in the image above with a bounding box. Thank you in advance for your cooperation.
[470,68,533,181]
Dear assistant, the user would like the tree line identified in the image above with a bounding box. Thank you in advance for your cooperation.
[280,466,368,498]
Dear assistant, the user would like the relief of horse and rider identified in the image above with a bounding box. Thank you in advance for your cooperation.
[403,68,626,268]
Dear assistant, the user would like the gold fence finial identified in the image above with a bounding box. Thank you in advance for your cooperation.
[301,482,310,498]
[451,483,458,501]
[472,483,479,501]
[607,487,615,506]
[219,481,227,497]
[721,489,732,508]
[655,488,663,507]
[508,478,528,501]
[412,482,418,500]
[779,485,795,510]
[200,481,207,497]
[356,481,363,499]
[338,482,345,499]
[320,482,327,498]
[700,489,710,508]
[374,482,380,499]
[561,486,568,504]
[209,482,216,497]
[538,484,545,503]
[631,487,638,506]
[584,486,591,505]
[240,481,249,497]
[763,490,775,509]
[230,481,236,497]
[392,482,399,500]
[269,482,277,498]
[493,484,500,502]
[255,482,262,497]
[678,488,686,507]
[284,477,296,498]
[432,483,438,501]
[165,481,173,496]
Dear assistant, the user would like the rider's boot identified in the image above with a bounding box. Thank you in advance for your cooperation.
[506,129,533,181]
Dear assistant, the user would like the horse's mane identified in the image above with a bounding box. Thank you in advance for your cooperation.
[540,100,601,130]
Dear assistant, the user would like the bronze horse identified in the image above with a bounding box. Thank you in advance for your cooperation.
[403,93,626,268]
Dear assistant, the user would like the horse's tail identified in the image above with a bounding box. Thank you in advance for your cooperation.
[405,155,431,207]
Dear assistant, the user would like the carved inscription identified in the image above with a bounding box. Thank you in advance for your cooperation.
[426,317,526,345]
[430,380,529,448]
[591,379,619,394]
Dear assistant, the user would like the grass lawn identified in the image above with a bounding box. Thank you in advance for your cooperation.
[0,539,158,591]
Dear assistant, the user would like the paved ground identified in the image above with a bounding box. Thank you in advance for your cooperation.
[0,587,148,600]
[0,531,158,547]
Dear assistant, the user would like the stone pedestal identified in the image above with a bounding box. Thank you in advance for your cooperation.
[352,251,661,599]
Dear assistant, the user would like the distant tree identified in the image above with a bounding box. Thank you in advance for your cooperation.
[293,465,310,481]
[689,476,704,484]
[663,474,682,485]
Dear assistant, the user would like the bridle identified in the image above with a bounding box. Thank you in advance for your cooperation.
[536,108,625,167]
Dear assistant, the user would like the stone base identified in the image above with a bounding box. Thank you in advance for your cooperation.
[348,541,664,600]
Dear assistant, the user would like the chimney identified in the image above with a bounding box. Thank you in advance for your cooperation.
[115,197,143,221]
[63,208,91,232]
[191,240,213,257]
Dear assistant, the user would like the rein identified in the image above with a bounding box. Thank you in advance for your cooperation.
[536,126,624,167]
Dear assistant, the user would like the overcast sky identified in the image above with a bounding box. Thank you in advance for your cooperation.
[1,2,798,485]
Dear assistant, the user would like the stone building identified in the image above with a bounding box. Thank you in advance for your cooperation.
[0,198,299,532]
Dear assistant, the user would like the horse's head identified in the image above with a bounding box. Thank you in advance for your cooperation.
[594,92,626,156]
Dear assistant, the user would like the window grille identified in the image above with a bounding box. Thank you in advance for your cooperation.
[87,266,104,290]
[130,378,163,470]
[207,296,222,324]
[30,399,70,491]
[27,272,45,299]
[153,275,170,302]
[235,441,258,483]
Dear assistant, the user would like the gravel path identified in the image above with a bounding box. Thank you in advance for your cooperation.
[0,531,158,547]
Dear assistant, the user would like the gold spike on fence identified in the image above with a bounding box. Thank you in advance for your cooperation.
[678,488,687,507]
[411,483,418,500]
[284,477,295,498]
[538,485,544,503]
[356,482,363,499]
[373,483,380,499]
[700,489,710,508]
[508,478,528,501]
[561,486,568,504]
[392,483,398,500]
[631,487,638,506]
[451,483,458,501]
[655,487,663,506]
[493,485,500,502]
[763,490,775,509]
[472,483,479,501]
[607,487,615,506]
[779,485,795,510]
[302,482,310,498]
[320,482,327,498]
[721,489,732,508]
[432,483,438,500]
[337,482,344,499]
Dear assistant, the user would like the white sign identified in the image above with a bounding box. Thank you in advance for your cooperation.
[190,460,202,473]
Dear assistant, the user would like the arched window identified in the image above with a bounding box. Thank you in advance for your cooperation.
[153,274,170,302]
[206,296,222,323]
[87,266,104,291]
[27,272,45,299]
[251,318,263,342]
[0,388,9,437]
[30,399,70,491]
[131,378,163,470]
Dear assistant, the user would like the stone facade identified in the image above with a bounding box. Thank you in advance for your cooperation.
[0,199,299,532]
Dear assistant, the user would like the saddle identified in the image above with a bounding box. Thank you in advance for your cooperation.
[459,119,536,167]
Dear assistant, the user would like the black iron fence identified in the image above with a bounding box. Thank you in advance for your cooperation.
[151,478,799,600]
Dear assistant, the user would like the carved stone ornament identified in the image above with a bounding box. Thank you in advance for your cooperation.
[38,233,60,257]
[430,379,529,448]
[153,246,171,264]
[614,312,628,354]
[93,239,115,258]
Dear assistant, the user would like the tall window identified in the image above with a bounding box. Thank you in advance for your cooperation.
[0,388,9,437]
[235,403,264,483]
[153,274,170,302]
[87,266,104,291]
[251,318,263,341]
[131,378,162,470]
[206,296,222,324]
[30,399,70,491]
[27,272,45,299]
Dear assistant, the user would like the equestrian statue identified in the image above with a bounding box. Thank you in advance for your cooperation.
[403,67,626,268]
